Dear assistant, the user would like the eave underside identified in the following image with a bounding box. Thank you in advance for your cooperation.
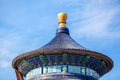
[12,50,113,76]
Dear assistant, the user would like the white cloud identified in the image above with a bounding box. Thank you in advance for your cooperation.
[0,33,20,58]
[0,60,10,68]
[78,9,119,38]
[69,0,120,40]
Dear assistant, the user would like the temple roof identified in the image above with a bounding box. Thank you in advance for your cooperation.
[41,12,88,50]
[12,12,113,77]
[40,28,88,50]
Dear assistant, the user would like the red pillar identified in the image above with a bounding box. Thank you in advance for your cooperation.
[15,69,23,80]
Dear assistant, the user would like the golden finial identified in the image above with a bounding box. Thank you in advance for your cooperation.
[58,12,67,28]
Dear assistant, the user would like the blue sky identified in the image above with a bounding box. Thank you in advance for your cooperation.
[0,0,120,80]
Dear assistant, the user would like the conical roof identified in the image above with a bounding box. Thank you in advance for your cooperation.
[12,12,113,77]
[40,28,88,50]
[41,12,88,50]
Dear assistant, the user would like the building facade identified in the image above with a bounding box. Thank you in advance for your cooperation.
[12,12,113,80]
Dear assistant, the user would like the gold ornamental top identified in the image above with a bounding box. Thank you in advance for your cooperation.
[58,12,67,28]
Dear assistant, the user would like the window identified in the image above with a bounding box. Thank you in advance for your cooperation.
[47,66,61,73]
[68,66,80,73]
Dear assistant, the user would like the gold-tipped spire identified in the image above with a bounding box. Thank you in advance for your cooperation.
[58,12,67,28]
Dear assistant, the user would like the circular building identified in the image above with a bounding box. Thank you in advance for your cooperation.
[12,12,113,80]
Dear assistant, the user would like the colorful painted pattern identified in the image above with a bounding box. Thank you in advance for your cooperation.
[26,65,99,80]
[18,53,107,76]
